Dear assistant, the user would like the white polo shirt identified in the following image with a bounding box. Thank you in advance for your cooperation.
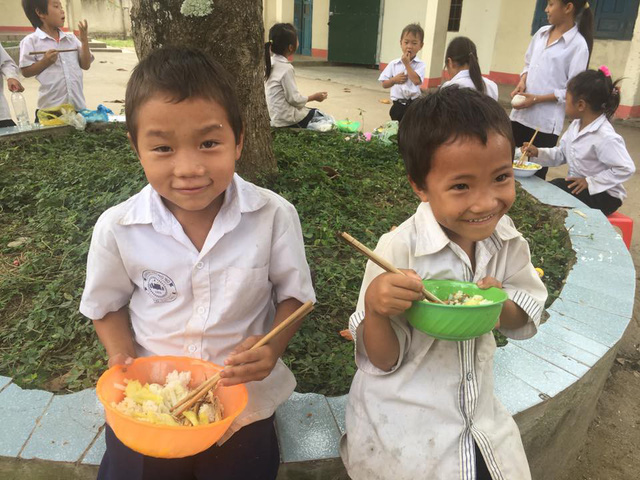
[80,174,316,438]
[510,25,589,135]
[340,202,547,480]
[441,69,499,101]
[536,114,636,201]
[19,28,93,110]
[378,57,426,102]
[0,45,20,122]
[264,54,310,127]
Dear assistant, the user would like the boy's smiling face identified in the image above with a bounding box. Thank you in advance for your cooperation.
[132,95,242,223]
[411,132,515,251]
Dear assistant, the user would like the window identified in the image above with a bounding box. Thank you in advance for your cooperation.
[531,0,640,40]
[448,0,464,32]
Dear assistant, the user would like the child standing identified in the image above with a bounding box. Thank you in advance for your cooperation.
[264,23,328,128]
[441,36,498,101]
[80,47,315,480]
[19,0,92,115]
[379,23,425,122]
[510,0,592,180]
[523,68,635,216]
[0,44,25,128]
[340,86,547,480]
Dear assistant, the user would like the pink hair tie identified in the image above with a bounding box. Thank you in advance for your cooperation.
[598,65,611,77]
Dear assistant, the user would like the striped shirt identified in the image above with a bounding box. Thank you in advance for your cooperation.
[340,202,547,480]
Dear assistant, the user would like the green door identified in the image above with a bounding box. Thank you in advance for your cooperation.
[328,0,381,65]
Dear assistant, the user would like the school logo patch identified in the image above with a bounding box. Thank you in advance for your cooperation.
[142,270,177,303]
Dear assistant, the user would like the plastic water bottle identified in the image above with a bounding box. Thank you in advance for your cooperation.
[11,92,30,130]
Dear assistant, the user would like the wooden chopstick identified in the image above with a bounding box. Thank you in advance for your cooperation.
[29,48,78,55]
[339,232,445,304]
[517,128,539,167]
[171,300,314,417]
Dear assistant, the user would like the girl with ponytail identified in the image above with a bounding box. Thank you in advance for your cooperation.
[264,23,328,128]
[522,67,635,216]
[441,36,498,101]
[510,0,592,180]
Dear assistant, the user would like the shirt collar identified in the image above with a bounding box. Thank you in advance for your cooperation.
[450,70,470,82]
[272,54,289,63]
[413,202,521,257]
[576,113,607,138]
[35,27,73,40]
[541,24,579,45]
[392,57,421,66]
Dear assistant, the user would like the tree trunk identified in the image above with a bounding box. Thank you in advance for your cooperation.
[129,0,276,179]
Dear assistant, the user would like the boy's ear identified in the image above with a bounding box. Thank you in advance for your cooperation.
[409,177,429,202]
[127,132,140,157]
[576,99,587,112]
[234,131,245,162]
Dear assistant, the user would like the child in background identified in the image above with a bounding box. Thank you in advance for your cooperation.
[510,0,592,180]
[0,44,25,128]
[264,23,327,128]
[340,86,547,480]
[523,68,635,216]
[441,36,498,101]
[80,47,315,480]
[19,0,93,117]
[379,23,425,122]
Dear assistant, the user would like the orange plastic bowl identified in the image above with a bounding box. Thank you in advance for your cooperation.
[96,356,248,458]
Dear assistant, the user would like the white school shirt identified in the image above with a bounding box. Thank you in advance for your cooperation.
[536,114,636,201]
[19,28,93,110]
[264,54,309,127]
[378,57,425,102]
[0,44,20,121]
[441,69,499,101]
[340,202,547,480]
[510,25,589,135]
[80,174,316,440]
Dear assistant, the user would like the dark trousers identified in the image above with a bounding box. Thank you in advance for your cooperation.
[287,108,317,129]
[389,99,414,122]
[0,119,16,128]
[550,178,622,216]
[511,121,558,180]
[98,415,280,480]
[475,442,493,480]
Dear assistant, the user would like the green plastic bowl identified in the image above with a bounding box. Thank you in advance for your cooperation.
[336,120,360,133]
[405,280,508,341]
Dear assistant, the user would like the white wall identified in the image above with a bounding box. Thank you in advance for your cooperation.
[81,0,131,37]
[311,0,329,52]
[379,0,427,65]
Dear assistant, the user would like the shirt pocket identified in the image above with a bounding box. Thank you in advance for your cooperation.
[223,265,272,322]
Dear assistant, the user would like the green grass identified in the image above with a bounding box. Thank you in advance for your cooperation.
[0,127,574,395]
[95,37,134,49]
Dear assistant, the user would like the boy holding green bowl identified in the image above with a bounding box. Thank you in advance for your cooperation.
[340,86,547,480]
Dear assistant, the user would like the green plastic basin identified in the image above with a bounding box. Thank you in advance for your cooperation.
[336,120,360,133]
[405,280,508,341]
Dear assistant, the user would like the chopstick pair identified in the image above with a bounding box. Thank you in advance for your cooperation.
[339,232,445,305]
[171,300,314,418]
[29,48,78,55]
[517,128,539,167]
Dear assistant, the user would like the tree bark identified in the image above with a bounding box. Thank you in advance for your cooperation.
[129,0,276,179]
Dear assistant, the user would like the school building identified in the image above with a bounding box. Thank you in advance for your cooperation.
[2,0,639,117]
[264,0,640,118]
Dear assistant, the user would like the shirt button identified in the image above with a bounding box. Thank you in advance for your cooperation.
[197,306,206,315]
[196,262,204,269]
[188,344,197,353]
[466,372,473,381]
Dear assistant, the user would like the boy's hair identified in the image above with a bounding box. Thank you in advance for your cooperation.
[445,36,485,94]
[567,68,622,119]
[399,86,515,190]
[125,46,243,146]
[401,23,424,44]
[22,0,48,28]
[265,23,298,80]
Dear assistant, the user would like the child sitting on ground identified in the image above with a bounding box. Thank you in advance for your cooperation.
[441,36,498,101]
[19,0,92,117]
[0,44,25,128]
[379,23,425,122]
[264,23,328,128]
[523,67,635,216]
[80,47,315,480]
[340,86,547,480]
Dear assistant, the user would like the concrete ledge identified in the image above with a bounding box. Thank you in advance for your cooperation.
[0,178,633,480]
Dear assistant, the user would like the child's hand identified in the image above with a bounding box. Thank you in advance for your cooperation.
[521,142,538,158]
[310,91,328,102]
[511,79,526,97]
[365,270,424,319]
[401,51,412,66]
[219,336,279,386]
[512,93,535,109]
[107,353,134,368]
[566,177,588,195]
[43,49,59,67]
[77,19,89,43]
[392,72,408,85]
[477,277,502,290]
[7,78,24,92]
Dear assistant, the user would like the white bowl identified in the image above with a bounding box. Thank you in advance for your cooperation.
[513,161,542,178]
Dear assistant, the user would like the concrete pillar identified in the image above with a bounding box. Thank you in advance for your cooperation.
[618,10,640,118]
[421,0,451,87]
[64,0,83,33]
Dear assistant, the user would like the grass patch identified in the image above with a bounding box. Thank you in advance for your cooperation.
[95,38,135,49]
[0,127,573,395]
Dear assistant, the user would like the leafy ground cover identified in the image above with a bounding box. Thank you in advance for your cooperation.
[95,38,135,49]
[0,127,573,395]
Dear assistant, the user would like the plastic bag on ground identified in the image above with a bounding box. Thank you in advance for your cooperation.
[307,110,335,132]
[373,120,399,145]
[78,104,114,123]
[37,104,86,130]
